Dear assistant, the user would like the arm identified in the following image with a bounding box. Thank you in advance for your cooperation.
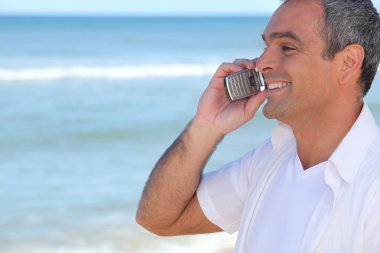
[135,59,267,236]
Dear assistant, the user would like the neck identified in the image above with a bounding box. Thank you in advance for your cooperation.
[288,99,363,170]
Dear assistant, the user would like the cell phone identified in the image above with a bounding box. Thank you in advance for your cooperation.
[224,68,265,101]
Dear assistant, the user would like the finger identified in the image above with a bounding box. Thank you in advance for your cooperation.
[213,62,245,78]
[244,91,267,121]
[213,57,262,79]
[233,58,256,69]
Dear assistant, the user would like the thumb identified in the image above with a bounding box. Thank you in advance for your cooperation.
[244,92,267,121]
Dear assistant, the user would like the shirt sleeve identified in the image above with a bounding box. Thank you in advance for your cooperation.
[196,149,257,234]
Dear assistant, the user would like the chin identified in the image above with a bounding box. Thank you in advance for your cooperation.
[263,102,279,119]
[263,107,281,120]
[262,103,290,121]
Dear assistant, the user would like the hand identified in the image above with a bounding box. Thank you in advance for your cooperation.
[193,59,267,136]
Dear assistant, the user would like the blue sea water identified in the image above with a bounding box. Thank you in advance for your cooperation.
[0,16,379,253]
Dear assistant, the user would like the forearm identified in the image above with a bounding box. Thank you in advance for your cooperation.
[136,119,223,232]
[136,59,266,235]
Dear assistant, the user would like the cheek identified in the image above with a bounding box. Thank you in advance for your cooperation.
[286,57,330,87]
[297,67,336,104]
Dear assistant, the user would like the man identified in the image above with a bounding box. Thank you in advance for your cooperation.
[136,0,380,252]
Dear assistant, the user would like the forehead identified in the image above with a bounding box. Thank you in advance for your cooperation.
[263,0,324,42]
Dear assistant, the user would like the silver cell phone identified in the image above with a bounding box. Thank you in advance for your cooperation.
[224,68,265,101]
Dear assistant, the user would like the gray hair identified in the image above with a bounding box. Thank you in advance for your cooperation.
[283,0,380,96]
[322,0,380,96]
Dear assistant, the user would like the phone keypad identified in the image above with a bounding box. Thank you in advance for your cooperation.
[225,69,262,100]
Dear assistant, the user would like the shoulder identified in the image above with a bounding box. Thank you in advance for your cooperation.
[369,128,380,156]
[236,138,274,173]
[237,137,295,185]
[202,138,274,184]
[362,128,380,177]
[354,128,380,203]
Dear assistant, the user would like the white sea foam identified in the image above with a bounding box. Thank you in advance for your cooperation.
[0,64,218,82]
[4,232,237,253]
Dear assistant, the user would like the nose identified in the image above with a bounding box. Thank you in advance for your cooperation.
[256,49,279,74]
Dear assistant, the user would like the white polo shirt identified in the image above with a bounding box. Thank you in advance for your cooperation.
[197,103,380,253]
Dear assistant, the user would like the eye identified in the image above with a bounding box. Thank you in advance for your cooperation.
[282,45,296,52]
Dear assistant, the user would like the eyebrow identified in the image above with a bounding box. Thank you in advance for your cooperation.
[261,31,303,45]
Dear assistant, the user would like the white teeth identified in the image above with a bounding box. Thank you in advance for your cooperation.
[267,82,291,90]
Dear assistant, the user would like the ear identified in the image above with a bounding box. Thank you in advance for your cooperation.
[338,44,364,85]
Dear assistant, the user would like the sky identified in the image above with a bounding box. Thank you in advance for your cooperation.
[0,0,380,17]
[0,0,286,16]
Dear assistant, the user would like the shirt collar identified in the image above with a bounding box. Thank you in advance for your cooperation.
[329,102,379,184]
[271,121,295,151]
[270,102,379,184]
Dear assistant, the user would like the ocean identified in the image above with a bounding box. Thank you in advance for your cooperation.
[0,16,379,253]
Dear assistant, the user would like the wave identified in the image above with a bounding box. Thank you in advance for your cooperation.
[3,230,237,253]
[0,64,218,82]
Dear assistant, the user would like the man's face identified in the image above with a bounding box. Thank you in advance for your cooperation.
[257,0,340,125]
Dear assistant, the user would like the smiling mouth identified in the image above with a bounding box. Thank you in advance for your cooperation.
[266,82,292,90]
